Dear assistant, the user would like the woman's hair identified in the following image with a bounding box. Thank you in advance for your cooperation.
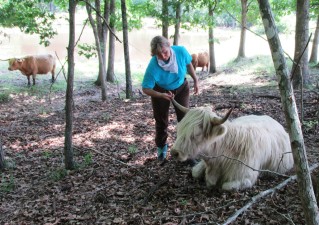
[150,36,170,56]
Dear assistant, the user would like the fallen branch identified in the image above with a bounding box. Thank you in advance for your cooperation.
[215,105,240,111]
[199,153,291,178]
[74,146,135,168]
[221,163,319,225]
[253,94,281,99]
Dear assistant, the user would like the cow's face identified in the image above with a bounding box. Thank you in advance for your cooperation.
[171,107,215,161]
[171,125,203,161]
[171,107,231,161]
[8,58,23,71]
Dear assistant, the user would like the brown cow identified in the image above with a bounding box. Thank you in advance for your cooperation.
[191,52,209,72]
[8,54,56,86]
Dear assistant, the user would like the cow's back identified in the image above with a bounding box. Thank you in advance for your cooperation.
[34,54,56,74]
[197,52,209,67]
[215,115,293,172]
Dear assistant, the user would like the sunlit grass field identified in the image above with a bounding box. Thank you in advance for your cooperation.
[0,14,317,102]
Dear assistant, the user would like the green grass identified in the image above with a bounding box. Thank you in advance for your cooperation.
[49,167,68,181]
[0,92,11,103]
[0,174,16,193]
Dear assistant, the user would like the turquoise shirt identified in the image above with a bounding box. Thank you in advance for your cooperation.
[142,45,192,90]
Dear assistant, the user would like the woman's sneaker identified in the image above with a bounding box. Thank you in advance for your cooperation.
[157,144,168,161]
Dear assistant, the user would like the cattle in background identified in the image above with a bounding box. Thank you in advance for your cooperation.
[8,54,56,86]
[170,99,294,191]
[191,52,209,72]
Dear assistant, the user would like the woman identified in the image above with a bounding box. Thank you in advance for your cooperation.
[142,35,199,163]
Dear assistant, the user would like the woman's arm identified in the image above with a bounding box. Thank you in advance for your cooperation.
[187,64,199,94]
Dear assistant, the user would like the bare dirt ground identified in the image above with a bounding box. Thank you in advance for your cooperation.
[0,65,318,224]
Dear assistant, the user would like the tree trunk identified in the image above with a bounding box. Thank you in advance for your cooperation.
[237,0,247,59]
[94,0,103,86]
[162,0,169,39]
[208,3,216,73]
[101,0,110,77]
[309,15,319,64]
[121,0,133,99]
[292,0,310,88]
[93,0,109,86]
[0,138,5,170]
[86,3,107,101]
[64,0,77,170]
[258,1,319,224]
[173,1,181,46]
[106,0,115,83]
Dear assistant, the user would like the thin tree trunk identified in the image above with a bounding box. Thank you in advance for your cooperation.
[237,0,247,59]
[292,0,310,88]
[94,0,103,85]
[92,0,109,86]
[106,0,115,83]
[86,3,107,101]
[162,0,169,39]
[208,3,216,73]
[121,0,133,99]
[258,1,319,224]
[101,0,110,76]
[0,138,5,170]
[173,1,181,46]
[64,0,77,170]
[309,15,319,64]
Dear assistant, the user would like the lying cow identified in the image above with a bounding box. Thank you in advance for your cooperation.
[8,54,56,86]
[170,99,294,191]
[191,52,209,72]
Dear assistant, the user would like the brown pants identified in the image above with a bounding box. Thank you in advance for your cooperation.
[151,79,190,148]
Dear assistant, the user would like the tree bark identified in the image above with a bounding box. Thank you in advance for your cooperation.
[86,3,107,101]
[173,1,181,46]
[121,0,133,99]
[106,0,115,83]
[162,0,169,39]
[257,1,319,224]
[309,15,319,64]
[64,0,77,170]
[208,3,216,73]
[237,0,247,59]
[292,0,310,88]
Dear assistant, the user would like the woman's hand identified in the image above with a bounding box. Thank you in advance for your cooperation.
[193,79,199,95]
[142,88,174,100]
[187,64,199,95]
[161,91,174,101]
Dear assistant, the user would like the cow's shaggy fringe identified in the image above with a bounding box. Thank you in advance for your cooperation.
[171,107,294,190]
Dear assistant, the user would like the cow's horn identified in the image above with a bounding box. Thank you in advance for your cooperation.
[0,58,10,61]
[171,98,189,114]
[211,108,233,125]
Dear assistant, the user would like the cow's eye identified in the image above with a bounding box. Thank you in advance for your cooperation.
[193,127,202,138]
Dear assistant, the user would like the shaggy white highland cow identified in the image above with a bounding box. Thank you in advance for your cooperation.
[170,99,294,190]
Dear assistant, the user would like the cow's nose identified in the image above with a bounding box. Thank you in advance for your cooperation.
[171,150,179,158]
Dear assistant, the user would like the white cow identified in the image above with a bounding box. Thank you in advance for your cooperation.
[170,99,294,190]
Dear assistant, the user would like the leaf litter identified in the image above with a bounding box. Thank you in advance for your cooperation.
[0,68,318,224]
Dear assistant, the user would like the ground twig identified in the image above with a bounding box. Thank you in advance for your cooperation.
[142,175,170,205]
[221,163,319,225]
